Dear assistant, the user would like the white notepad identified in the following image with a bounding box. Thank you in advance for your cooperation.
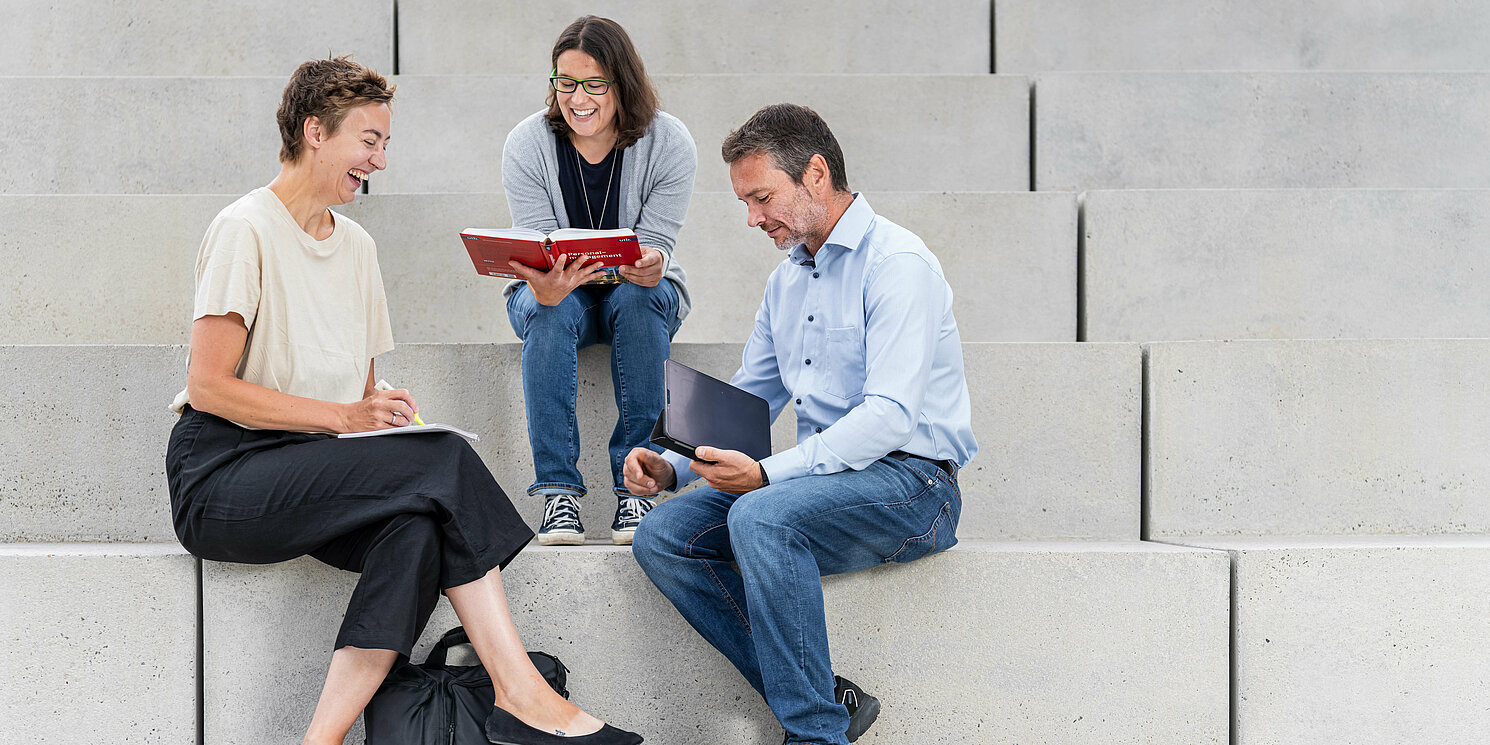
[337,423,479,443]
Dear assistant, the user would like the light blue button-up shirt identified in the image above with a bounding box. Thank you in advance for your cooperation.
[667,194,977,486]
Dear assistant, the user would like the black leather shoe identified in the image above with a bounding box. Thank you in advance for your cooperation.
[835,675,881,743]
[485,707,643,745]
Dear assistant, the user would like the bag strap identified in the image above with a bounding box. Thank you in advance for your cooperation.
[422,626,471,668]
[422,627,569,699]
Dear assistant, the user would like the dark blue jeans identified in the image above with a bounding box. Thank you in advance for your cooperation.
[632,456,962,745]
[505,280,681,497]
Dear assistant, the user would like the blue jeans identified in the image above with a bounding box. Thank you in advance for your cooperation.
[632,456,962,745]
[506,280,681,496]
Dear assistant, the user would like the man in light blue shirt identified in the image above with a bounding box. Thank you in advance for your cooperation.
[626,103,977,745]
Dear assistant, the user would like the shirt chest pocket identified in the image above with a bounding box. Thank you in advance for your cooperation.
[823,325,867,401]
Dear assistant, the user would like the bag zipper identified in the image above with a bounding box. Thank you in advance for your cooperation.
[447,688,457,745]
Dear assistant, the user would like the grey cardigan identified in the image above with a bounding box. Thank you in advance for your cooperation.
[500,109,698,320]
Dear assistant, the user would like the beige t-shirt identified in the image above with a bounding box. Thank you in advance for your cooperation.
[170,187,395,428]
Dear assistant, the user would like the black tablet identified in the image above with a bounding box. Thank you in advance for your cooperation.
[650,359,772,463]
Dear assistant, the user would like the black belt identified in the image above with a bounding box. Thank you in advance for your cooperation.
[887,450,958,481]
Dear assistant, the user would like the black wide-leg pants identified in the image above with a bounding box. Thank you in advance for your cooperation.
[166,406,534,656]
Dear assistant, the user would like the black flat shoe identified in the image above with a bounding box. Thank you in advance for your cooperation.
[485,706,643,745]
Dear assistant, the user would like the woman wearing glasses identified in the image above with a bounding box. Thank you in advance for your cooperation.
[501,15,697,546]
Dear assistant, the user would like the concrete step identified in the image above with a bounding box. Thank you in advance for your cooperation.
[3,341,1141,543]
[1146,339,1490,539]
[202,540,1229,745]
[0,191,1075,345]
[0,1,391,75]
[398,0,991,74]
[996,0,1490,73]
[1035,72,1490,190]
[1,543,197,744]
[0,74,1029,195]
[1082,189,1490,342]
[0,76,284,195]
[1159,535,1490,745]
[379,74,1029,194]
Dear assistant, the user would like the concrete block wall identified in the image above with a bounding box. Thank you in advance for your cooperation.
[1161,536,1490,745]
[1035,72,1490,191]
[399,0,993,74]
[378,73,1029,194]
[2,544,198,744]
[995,0,1490,72]
[1144,340,1490,742]
[3,341,1138,544]
[1082,189,1490,342]
[0,1,393,75]
[1145,339,1490,539]
[0,74,1027,196]
[202,543,1229,745]
[8,0,1490,742]
[0,191,1076,345]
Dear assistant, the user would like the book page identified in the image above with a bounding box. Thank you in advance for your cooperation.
[461,227,548,241]
[337,423,480,443]
[548,228,636,240]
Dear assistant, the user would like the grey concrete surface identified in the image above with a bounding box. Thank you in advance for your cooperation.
[372,343,793,542]
[954,343,1141,540]
[376,342,1142,542]
[0,77,285,195]
[1035,72,1490,191]
[0,74,1026,195]
[202,541,1228,745]
[1163,536,1490,745]
[2,544,197,743]
[0,1,392,75]
[3,345,183,542]
[6,341,1135,543]
[997,0,1490,72]
[0,195,231,344]
[398,0,990,74]
[1083,189,1490,341]
[381,74,1030,193]
[0,191,1073,345]
[673,191,1078,344]
[1147,340,1490,538]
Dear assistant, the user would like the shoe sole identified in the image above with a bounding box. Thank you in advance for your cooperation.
[537,532,586,546]
[610,528,637,545]
[846,694,880,743]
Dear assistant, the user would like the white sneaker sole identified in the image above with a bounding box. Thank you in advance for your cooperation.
[610,528,637,545]
[537,531,585,546]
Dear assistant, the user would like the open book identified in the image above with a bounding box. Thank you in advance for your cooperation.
[460,227,642,284]
[338,423,480,443]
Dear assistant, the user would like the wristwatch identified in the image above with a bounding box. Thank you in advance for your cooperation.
[758,462,770,487]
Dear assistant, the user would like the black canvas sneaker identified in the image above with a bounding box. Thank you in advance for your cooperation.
[537,493,585,546]
[610,496,656,545]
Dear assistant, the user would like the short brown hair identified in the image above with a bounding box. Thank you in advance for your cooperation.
[722,103,851,193]
[544,16,659,151]
[276,56,395,164]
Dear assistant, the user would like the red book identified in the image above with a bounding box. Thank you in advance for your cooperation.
[460,227,642,283]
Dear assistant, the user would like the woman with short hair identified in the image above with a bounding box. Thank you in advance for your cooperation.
[165,56,642,745]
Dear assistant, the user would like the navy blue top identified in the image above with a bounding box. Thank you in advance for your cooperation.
[555,133,623,231]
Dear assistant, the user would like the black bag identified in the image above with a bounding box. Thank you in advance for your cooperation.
[364,626,569,744]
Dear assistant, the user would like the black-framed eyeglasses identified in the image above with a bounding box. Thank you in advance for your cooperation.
[550,75,612,95]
